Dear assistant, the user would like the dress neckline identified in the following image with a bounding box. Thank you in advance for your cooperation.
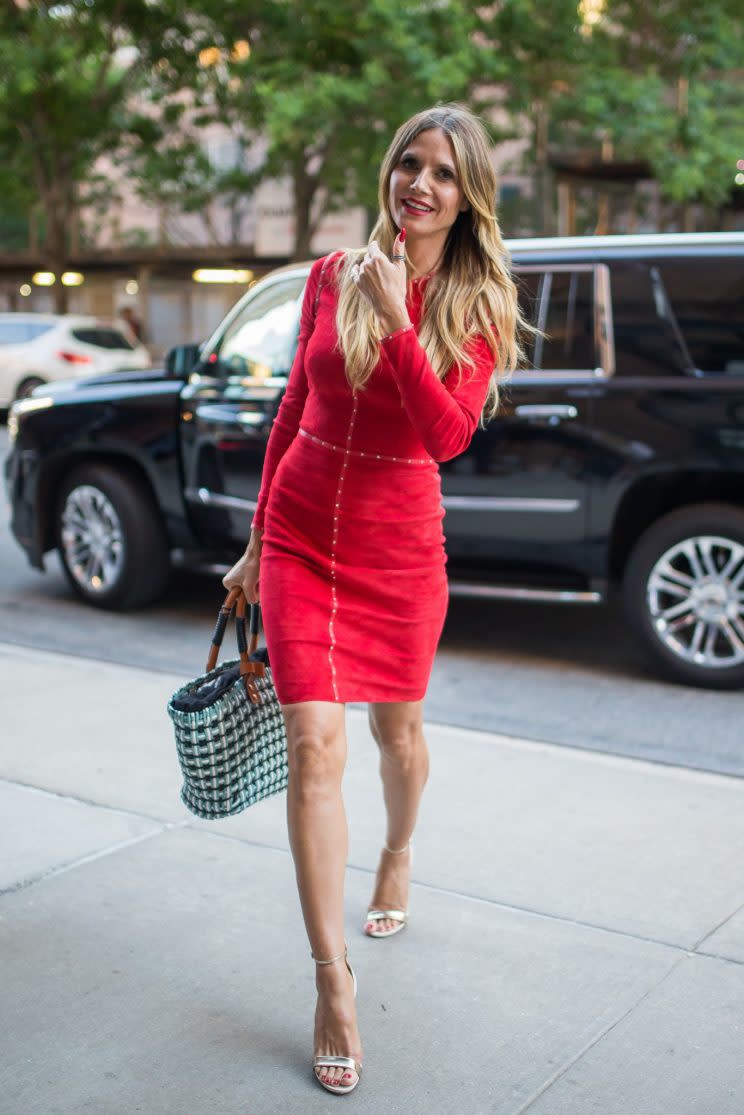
[409,271,437,287]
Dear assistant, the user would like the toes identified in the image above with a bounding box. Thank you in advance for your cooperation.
[317,1065,357,1089]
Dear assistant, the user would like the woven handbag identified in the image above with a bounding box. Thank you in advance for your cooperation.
[167,586,288,818]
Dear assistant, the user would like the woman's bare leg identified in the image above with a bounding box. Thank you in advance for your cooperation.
[365,699,429,933]
[283,700,361,1089]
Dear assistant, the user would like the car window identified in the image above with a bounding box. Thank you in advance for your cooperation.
[71,327,135,351]
[608,262,689,376]
[514,272,541,369]
[0,320,54,344]
[660,258,744,375]
[522,269,596,372]
[214,277,307,381]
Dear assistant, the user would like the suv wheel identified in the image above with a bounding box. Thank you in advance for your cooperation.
[623,503,744,689]
[55,463,171,609]
[15,375,46,400]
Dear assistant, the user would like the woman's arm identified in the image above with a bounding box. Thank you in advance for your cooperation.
[249,255,328,534]
[380,326,497,462]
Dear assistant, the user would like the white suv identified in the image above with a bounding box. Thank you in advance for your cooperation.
[0,313,151,406]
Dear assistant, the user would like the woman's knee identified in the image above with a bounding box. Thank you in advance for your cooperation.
[368,704,425,768]
[284,702,347,793]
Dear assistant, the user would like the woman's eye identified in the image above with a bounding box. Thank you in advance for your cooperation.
[439,169,453,179]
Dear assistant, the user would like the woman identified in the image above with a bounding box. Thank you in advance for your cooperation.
[223,102,530,1096]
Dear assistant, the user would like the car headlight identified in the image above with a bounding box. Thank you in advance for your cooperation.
[7,395,55,443]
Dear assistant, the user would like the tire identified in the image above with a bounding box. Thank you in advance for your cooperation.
[15,376,47,400]
[54,462,171,610]
[622,503,744,690]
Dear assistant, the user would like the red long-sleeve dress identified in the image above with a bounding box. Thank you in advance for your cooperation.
[251,251,496,704]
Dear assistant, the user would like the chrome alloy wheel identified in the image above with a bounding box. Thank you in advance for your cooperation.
[60,484,125,594]
[647,535,744,669]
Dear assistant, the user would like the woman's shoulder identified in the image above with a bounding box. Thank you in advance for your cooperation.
[311,249,347,276]
[305,250,346,300]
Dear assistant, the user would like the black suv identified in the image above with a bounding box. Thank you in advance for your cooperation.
[5,233,744,690]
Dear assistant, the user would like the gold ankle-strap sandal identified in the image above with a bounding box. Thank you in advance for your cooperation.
[364,840,413,939]
[311,944,363,1095]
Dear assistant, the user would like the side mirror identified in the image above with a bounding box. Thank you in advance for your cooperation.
[165,343,201,378]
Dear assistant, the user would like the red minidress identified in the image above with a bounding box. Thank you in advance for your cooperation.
[257,422,449,704]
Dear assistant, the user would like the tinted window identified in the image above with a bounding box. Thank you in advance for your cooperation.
[71,328,135,351]
[609,262,688,376]
[215,277,307,380]
[660,258,744,374]
[0,320,54,344]
[514,271,540,369]
[519,269,596,371]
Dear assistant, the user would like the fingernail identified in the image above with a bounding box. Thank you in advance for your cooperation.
[400,228,406,242]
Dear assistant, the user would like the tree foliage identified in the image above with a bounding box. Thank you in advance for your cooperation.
[477,0,744,229]
[0,0,741,288]
[0,0,242,306]
[149,0,484,258]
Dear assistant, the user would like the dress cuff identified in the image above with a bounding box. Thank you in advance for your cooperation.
[380,322,414,344]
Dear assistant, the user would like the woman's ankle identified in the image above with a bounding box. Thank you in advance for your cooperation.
[316,963,352,990]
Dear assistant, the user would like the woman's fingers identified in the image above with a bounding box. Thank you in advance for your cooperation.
[353,238,406,318]
[221,553,259,598]
[392,228,406,262]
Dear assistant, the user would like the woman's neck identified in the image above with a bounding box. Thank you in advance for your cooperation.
[405,237,446,279]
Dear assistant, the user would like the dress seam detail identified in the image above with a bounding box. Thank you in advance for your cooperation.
[327,392,359,701]
[300,426,433,465]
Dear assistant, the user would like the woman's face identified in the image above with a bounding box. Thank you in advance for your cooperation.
[388,127,469,243]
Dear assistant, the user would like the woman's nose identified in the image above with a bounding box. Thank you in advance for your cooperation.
[411,168,431,191]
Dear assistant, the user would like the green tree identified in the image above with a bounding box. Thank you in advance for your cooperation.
[0,0,241,309]
[474,0,587,235]
[560,1,744,227]
[181,0,485,259]
[476,0,744,233]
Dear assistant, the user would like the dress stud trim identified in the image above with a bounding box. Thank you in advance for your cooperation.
[327,391,360,700]
[300,426,433,466]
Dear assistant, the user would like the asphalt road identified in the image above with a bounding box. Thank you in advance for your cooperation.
[1,422,741,777]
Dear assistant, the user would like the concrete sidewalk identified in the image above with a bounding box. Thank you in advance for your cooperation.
[1,639,743,1114]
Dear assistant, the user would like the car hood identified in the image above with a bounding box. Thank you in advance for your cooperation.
[40,366,172,396]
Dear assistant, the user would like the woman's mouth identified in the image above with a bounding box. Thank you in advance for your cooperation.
[402,198,434,216]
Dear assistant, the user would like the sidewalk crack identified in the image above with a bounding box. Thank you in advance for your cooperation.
[0,822,186,899]
[514,953,689,1113]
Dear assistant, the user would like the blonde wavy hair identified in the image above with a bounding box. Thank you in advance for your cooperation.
[334,103,536,421]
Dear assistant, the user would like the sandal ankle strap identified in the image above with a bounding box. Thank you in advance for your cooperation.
[312,943,348,965]
[383,840,412,854]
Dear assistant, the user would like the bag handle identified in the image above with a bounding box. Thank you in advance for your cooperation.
[206,586,265,705]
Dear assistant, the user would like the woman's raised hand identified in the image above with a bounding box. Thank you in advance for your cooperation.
[351,233,411,335]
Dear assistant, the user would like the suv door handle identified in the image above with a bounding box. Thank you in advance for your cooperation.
[514,404,578,421]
